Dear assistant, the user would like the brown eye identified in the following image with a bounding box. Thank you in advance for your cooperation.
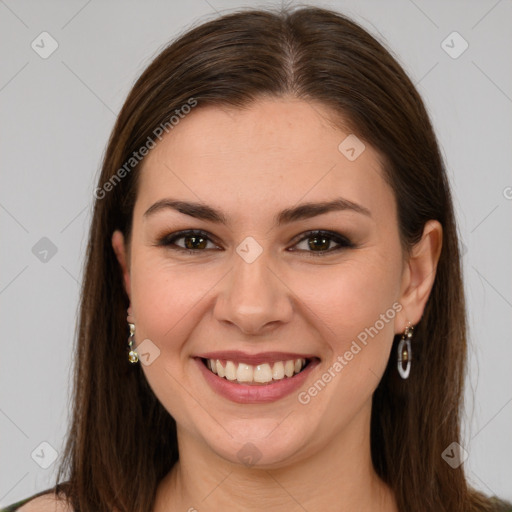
[157,230,218,253]
[291,230,354,257]
[308,235,330,251]
[182,234,208,250]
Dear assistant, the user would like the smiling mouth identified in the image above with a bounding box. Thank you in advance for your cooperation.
[201,357,315,385]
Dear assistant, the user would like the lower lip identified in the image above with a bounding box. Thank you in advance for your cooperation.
[195,358,319,404]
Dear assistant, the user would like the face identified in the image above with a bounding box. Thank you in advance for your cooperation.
[112,97,428,468]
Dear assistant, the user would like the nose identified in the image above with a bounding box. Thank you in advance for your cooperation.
[213,247,293,336]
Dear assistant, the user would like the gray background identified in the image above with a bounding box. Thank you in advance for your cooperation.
[1,0,511,506]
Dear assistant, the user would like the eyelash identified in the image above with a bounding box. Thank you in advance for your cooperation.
[156,229,354,257]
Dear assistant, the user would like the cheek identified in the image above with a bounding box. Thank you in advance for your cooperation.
[294,254,401,339]
[128,252,220,350]
[290,258,402,422]
[128,256,215,426]
[291,254,402,405]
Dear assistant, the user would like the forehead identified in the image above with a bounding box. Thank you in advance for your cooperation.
[134,97,394,224]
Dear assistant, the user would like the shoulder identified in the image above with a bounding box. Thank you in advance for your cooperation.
[9,493,73,512]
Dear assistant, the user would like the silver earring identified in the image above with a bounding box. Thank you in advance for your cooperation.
[397,323,413,379]
[127,308,138,364]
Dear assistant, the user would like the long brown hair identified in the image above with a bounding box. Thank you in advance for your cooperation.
[52,6,510,512]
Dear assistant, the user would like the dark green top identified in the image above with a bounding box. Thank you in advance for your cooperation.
[1,488,511,511]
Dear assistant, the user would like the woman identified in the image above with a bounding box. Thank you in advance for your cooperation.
[2,5,510,512]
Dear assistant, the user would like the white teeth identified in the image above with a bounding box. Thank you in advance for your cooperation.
[216,359,225,378]
[236,363,253,382]
[272,361,285,380]
[284,360,295,377]
[225,361,237,381]
[253,363,272,383]
[206,358,307,384]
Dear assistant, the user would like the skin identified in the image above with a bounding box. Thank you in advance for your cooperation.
[112,97,442,512]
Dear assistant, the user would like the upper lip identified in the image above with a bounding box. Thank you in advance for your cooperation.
[195,351,318,365]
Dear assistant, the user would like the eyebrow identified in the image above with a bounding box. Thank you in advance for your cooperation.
[143,197,372,226]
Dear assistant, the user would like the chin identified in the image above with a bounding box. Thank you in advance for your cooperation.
[200,417,314,469]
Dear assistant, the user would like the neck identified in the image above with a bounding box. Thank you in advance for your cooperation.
[154,400,397,512]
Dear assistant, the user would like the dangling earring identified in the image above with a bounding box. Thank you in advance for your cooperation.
[397,322,414,379]
[127,308,138,364]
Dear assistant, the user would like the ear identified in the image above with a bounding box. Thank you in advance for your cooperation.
[396,220,443,333]
[112,230,131,298]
